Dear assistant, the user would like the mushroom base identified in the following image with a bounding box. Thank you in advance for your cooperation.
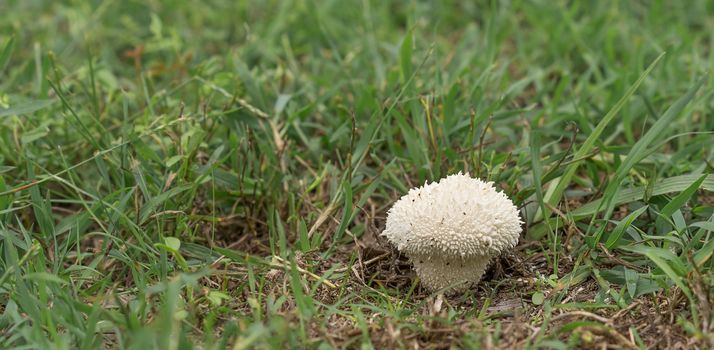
[410,254,492,292]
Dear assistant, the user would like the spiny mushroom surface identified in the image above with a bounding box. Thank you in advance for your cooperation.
[381,172,522,292]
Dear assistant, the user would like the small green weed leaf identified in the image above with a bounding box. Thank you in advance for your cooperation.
[532,291,545,305]
[155,238,188,271]
[206,291,230,306]
[164,237,181,252]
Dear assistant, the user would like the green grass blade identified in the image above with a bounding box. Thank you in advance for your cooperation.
[0,176,8,215]
[604,205,648,249]
[620,245,692,300]
[572,174,714,219]
[0,35,14,73]
[542,53,665,218]
[654,174,707,231]
[590,77,705,243]
[0,99,56,118]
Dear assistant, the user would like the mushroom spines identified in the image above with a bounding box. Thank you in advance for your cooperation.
[382,173,522,259]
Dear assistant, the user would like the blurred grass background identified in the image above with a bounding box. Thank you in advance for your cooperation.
[0,0,713,348]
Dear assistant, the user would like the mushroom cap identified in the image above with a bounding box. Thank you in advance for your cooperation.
[381,173,522,260]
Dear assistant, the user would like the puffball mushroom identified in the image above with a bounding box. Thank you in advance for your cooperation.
[381,173,522,292]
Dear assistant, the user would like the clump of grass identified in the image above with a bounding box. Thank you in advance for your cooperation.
[0,1,713,349]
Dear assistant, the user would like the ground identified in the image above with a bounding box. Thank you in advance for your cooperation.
[0,1,713,349]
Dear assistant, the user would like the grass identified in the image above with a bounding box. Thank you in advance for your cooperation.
[0,0,713,349]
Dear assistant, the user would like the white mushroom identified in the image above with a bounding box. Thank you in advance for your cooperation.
[381,172,522,292]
